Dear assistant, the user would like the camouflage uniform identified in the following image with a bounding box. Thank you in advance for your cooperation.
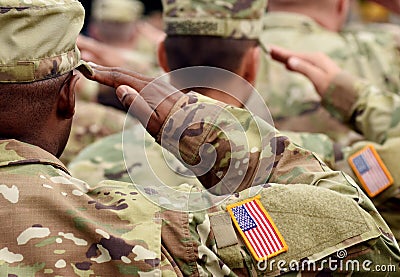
[0,139,173,276]
[69,123,202,188]
[70,127,336,186]
[152,91,400,275]
[2,1,398,276]
[256,11,400,146]
[2,91,400,275]
[319,72,400,241]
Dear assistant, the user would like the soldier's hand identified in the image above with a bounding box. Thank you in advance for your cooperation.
[77,35,127,68]
[269,46,341,96]
[81,63,183,137]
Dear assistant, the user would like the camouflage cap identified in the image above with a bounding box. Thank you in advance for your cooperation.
[162,0,268,39]
[92,0,144,23]
[0,0,91,83]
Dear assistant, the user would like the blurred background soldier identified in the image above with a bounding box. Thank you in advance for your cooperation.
[78,0,163,108]
[269,45,400,241]
[61,0,163,164]
[256,0,400,149]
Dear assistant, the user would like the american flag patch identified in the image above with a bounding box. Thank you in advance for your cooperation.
[227,196,288,261]
[348,145,393,198]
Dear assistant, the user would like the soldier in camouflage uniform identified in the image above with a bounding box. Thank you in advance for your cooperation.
[82,62,400,275]
[1,0,399,276]
[269,45,400,241]
[256,0,400,147]
[76,0,155,110]
[77,0,162,109]
[88,0,161,71]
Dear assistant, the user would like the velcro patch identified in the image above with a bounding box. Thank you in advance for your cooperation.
[348,145,393,197]
[227,195,288,261]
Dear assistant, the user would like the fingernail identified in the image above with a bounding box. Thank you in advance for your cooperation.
[288,57,300,68]
[116,85,137,102]
[87,62,98,68]
[116,86,127,100]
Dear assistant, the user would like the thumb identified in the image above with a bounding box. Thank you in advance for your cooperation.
[116,85,139,109]
[116,85,157,133]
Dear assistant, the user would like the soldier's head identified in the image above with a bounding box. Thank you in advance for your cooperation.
[158,0,267,107]
[89,0,144,47]
[268,0,350,31]
[0,0,90,157]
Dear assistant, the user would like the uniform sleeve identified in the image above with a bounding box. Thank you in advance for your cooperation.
[280,130,336,167]
[155,91,391,213]
[154,93,400,274]
[322,71,400,143]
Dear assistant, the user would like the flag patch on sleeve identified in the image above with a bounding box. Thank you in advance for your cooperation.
[227,195,288,261]
[348,145,393,198]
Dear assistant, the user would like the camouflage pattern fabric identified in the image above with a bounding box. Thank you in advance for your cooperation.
[162,0,267,39]
[0,139,169,276]
[69,108,335,187]
[2,90,400,275]
[280,131,335,168]
[69,122,202,188]
[0,0,91,83]
[321,72,400,241]
[151,92,400,274]
[256,12,400,146]
[60,101,127,165]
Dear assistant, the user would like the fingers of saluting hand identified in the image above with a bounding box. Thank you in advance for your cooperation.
[116,85,163,136]
[287,57,327,93]
[89,63,153,82]
[83,63,149,92]
[82,64,184,136]
[270,45,320,67]
[269,45,293,64]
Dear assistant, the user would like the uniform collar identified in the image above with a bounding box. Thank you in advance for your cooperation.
[0,139,69,174]
[262,11,325,33]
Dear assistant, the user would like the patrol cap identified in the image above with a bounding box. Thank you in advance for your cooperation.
[162,0,268,39]
[0,0,91,83]
[92,0,144,23]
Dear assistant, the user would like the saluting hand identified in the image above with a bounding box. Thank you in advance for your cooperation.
[269,45,341,96]
[81,63,183,137]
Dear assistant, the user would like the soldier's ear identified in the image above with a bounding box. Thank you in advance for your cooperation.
[57,73,79,119]
[332,0,350,31]
[336,0,350,24]
[337,0,347,13]
[242,46,260,85]
[157,39,170,73]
